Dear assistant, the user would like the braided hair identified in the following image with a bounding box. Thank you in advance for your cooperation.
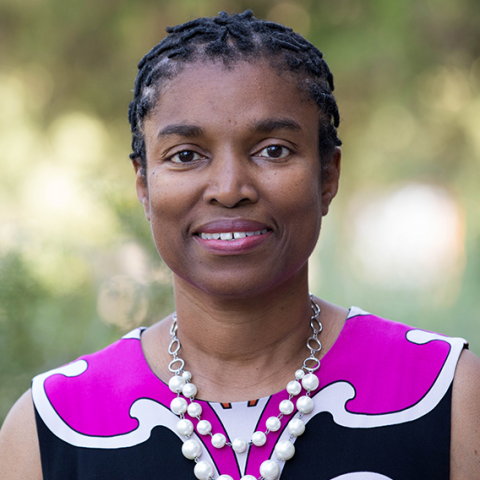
[128,10,341,178]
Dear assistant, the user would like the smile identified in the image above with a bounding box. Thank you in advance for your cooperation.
[199,229,268,241]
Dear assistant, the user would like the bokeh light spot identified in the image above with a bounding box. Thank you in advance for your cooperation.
[50,112,108,167]
[348,183,464,289]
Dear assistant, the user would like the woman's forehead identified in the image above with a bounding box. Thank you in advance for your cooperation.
[147,60,319,133]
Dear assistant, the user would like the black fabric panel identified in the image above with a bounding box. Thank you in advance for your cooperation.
[36,411,196,479]
[35,385,452,479]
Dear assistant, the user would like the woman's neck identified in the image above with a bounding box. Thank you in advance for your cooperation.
[141,273,347,402]
[174,275,312,361]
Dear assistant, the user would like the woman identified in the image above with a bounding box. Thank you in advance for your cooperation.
[1,11,479,480]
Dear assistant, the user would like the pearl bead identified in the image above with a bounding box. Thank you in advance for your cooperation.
[218,476,234,480]
[286,380,302,396]
[169,375,186,393]
[302,373,319,391]
[170,397,188,415]
[275,439,295,460]
[287,418,305,436]
[182,382,197,398]
[295,369,305,380]
[232,438,247,453]
[176,419,194,436]
[187,402,202,418]
[182,370,192,381]
[211,433,226,448]
[260,459,280,479]
[193,460,214,480]
[197,420,212,435]
[181,439,201,459]
[296,395,314,414]
[279,399,294,415]
[240,476,257,480]
[266,416,281,432]
[251,431,267,446]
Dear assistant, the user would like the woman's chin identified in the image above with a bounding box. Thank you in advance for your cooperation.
[173,262,308,301]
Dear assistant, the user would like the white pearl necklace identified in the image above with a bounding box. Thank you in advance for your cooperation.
[167,295,322,480]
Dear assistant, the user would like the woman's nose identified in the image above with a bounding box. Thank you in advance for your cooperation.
[202,153,259,208]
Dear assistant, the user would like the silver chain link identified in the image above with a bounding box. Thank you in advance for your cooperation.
[168,314,183,374]
[302,293,322,372]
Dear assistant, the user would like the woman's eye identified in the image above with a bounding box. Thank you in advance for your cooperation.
[256,145,290,159]
[169,150,202,163]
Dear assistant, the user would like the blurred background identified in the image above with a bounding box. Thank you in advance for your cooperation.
[1,0,479,424]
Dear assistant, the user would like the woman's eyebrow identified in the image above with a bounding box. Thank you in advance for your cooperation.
[157,124,203,138]
[250,118,302,134]
[156,119,301,139]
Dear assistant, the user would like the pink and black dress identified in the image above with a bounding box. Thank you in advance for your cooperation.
[32,308,467,479]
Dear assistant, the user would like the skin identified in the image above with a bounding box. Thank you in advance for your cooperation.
[1,60,479,479]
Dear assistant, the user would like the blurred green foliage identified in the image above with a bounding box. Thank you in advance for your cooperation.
[1,0,479,424]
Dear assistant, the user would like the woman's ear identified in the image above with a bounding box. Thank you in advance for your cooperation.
[132,158,151,221]
[321,147,341,217]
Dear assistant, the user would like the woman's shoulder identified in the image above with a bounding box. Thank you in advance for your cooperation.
[319,307,468,421]
[0,328,157,480]
[0,390,42,480]
[450,349,480,479]
[30,326,178,450]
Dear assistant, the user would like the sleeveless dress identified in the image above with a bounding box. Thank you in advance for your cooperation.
[32,308,467,480]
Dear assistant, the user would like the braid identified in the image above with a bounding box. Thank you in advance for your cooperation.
[129,10,341,177]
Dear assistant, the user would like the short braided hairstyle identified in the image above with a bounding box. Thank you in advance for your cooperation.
[128,10,341,177]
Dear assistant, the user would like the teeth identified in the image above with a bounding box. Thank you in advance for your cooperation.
[200,229,268,240]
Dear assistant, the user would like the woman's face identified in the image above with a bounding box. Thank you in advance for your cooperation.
[136,60,340,298]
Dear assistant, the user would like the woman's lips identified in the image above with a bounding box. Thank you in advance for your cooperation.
[193,227,272,254]
[193,219,273,254]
